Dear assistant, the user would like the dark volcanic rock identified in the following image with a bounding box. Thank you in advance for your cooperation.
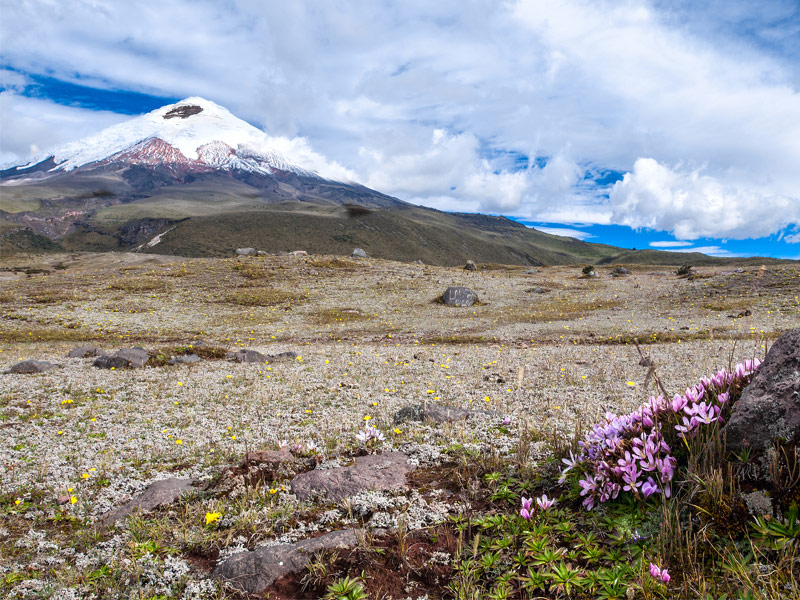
[725,328,800,456]
[67,345,103,358]
[441,286,478,307]
[527,286,549,294]
[163,104,203,119]
[464,260,477,271]
[393,403,495,425]
[6,360,57,374]
[613,267,632,276]
[214,529,360,595]
[291,452,414,501]
[93,347,149,369]
[101,478,194,525]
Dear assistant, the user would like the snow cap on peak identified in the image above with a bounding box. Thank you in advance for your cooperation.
[48,96,283,171]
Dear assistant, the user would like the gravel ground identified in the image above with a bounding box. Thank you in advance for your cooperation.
[1,253,797,598]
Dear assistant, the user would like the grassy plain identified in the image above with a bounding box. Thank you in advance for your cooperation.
[1,252,798,598]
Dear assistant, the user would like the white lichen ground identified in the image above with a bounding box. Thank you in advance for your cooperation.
[1,253,798,598]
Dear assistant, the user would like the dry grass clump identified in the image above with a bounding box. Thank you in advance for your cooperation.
[497,297,623,323]
[27,289,78,304]
[226,287,308,307]
[232,262,273,280]
[308,257,364,270]
[0,326,104,343]
[312,307,371,325]
[107,276,168,293]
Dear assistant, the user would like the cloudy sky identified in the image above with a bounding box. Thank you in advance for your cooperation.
[2,0,800,257]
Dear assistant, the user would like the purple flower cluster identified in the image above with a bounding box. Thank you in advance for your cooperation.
[520,494,556,519]
[561,359,760,510]
[649,563,671,583]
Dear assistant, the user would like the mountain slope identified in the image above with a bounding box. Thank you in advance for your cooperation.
[1,97,772,266]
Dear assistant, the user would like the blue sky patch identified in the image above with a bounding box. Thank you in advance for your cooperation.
[3,68,179,114]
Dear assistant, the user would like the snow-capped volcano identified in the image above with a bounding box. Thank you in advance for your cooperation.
[14,97,315,178]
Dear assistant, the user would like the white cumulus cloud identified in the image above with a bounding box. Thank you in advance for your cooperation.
[610,158,800,240]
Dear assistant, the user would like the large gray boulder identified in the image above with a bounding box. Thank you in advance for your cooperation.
[464,260,477,271]
[6,360,57,374]
[726,328,800,456]
[441,286,478,307]
[352,248,367,258]
[101,478,194,525]
[291,452,413,501]
[214,530,360,595]
[93,347,149,369]
[236,247,256,256]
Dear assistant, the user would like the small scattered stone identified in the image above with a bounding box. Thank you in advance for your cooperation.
[67,345,103,358]
[6,360,57,374]
[441,286,478,307]
[169,354,200,365]
[227,349,269,363]
[523,268,539,275]
[613,266,632,276]
[93,347,149,369]
[101,478,194,525]
[236,248,256,256]
[290,250,308,256]
[291,451,414,501]
[214,530,361,595]
[464,260,477,271]
[393,403,495,425]
[352,248,367,258]
[527,286,549,294]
